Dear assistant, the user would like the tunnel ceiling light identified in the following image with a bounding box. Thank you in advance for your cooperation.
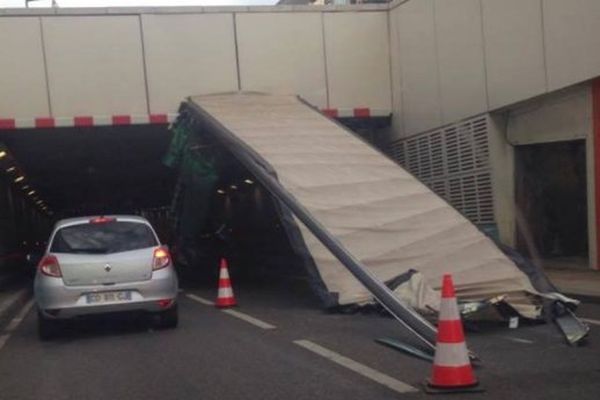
[244,179,254,185]
[230,185,238,190]
[0,151,6,159]
[6,166,16,173]
[217,189,226,195]
[14,176,25,183]
[27,190,36,196]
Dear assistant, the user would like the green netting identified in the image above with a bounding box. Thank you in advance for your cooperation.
[164,123,219,261]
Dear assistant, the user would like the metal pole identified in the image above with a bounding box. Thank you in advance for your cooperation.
[185,102,438,351]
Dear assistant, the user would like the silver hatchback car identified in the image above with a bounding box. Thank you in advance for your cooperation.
[34,215,179,340]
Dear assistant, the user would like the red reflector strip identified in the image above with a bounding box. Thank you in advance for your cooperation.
[436,320,466,343]
[35,117,55,128]
[112,115,131,125]
[0,119,16,129]
[353,108,370,118]
[74,116,93,127]
[218,278,231,287]
[430,365,477,387]
[149,114,168,124]
[322,108,339,118]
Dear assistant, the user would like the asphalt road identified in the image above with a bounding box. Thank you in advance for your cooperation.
[1,278,600,400]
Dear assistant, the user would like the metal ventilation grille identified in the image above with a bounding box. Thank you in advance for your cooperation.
[388,116,494,224]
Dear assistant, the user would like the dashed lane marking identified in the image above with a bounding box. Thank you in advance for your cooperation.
[582,318,600,326]
[221,309,277,330]
[503,336,534,344]
[0,299,34,352]
[185,293,275,329]
[294,340,418,394]
[5,300,34,332]
[0,335,9,351]
[185,294,215,306]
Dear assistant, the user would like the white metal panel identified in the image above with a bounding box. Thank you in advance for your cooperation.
[396,0,442,135]
[482,0,547,109]
[543,0,600,91]
[434,0,487,123]
[42,16,148,116]
[0,18,49,118]
[189,93,540,316]
[323,12,391,112]
[142,14,238,114]
[236,12,327,108]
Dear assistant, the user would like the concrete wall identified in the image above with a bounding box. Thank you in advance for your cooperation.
[142,13,239,113]
[0,18,50,118]
[236,12,327,107]
[0,6,391,120]
[389,0,600,140]
[506,84,592,145]
[42,16,148,116]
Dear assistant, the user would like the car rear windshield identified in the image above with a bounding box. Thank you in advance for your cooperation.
[50,221,158,254]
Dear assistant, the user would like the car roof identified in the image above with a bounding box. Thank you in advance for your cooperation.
[53,215,151,230]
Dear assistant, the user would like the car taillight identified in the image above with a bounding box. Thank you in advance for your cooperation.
[38,255,62,277]
[153,247,171,271]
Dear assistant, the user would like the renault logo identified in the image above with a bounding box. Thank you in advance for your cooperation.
[104,264,112,272]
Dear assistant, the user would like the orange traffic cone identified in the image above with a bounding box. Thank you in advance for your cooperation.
[215,258,237,308]
[425,274,483,394]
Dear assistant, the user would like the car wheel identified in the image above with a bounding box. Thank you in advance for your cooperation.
[157,304,178,329]
[38,311,61,341]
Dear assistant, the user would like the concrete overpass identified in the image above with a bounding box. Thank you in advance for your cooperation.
[0,4,393,129]
[1,0,600,136]
[2,0,600,269]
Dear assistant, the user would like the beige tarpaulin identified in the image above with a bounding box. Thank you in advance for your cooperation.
[189,92,546,318]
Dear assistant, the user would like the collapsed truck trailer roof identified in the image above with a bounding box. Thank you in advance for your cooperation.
[172,92,569,323]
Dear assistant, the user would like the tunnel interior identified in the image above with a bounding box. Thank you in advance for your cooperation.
[0,123,317,302]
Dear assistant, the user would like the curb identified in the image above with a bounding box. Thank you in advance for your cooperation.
[0,288,32,331]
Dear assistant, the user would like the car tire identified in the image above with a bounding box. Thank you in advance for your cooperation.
[157,304,178,329]
[38,311,61,341]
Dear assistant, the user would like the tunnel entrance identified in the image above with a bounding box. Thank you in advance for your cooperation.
[515,140,589,269]
[0,124,321,306]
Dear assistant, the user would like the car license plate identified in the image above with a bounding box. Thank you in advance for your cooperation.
[86,291,132,304]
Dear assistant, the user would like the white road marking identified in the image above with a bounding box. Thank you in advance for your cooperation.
[0,288,29,315]
[0,299,35,352]
[186,294,214,306]
[221,309,277,330]
[0,334,9,351]
[186,293,276,330]
[294,340,418,394]
[582,318,600,326]
[5,300,34,332]
[503,336,534,344]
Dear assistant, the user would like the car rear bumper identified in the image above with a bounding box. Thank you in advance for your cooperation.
[34,267,178,319]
